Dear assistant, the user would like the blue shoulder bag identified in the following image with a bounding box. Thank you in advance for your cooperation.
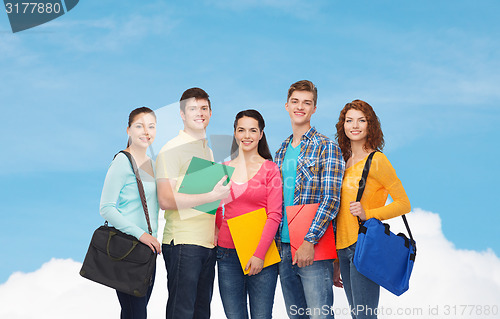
[353,151,416,296]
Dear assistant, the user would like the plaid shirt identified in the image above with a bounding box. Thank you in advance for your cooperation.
[274,127,345,245]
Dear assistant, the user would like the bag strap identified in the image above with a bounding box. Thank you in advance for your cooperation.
[115,150,153,235]
[401,214,414,242]
[355,152,414,243]
[355,151,377,202]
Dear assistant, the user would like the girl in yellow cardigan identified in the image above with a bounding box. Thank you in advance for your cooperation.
[335,100,411,319]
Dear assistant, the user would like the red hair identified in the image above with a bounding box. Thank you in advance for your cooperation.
[335,100,384,161]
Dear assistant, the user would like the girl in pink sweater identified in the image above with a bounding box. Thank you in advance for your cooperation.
[216,109,283,319]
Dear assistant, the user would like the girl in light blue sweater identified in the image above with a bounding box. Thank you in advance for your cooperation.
[99,107,160,319]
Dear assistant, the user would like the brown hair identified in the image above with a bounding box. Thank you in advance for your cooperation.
[335,100,384,161]
[287,80,318,106]
[179,87,211,112]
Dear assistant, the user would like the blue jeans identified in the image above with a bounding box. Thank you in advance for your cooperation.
[116,269,155,319]
[278,243,335,319]
[162,242,216,319]
[217,247,278,319]
[338,242,380,319]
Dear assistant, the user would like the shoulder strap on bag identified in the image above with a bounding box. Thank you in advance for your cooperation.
[355,151,376,226]
[355,151,377,202]
[401,214,414,243]
[116,151,153,235]
[355,151,415,244]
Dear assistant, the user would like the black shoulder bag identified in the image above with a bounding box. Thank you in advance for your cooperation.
[352,151,417,296]
[80,151,157,297]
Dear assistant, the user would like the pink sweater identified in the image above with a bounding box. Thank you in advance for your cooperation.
[216,160,283,260]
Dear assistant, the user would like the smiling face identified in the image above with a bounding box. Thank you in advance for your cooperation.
[180,97,212,133]
[234,116,263,154]
[127,112,156,148]
[285,90,317,127]
[344,109,368,143]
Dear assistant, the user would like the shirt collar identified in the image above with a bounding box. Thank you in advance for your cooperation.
[285,126,317,144]
[302,126,317,141]
[279,126,317,154]
[178,130,209,147]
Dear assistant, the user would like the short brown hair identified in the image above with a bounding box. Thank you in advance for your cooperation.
[287,80,318,106]
[335,99,384,161]
[179,87,211,112]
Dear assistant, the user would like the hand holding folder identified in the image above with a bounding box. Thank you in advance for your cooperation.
[286,203,337,261]
[178,157,234,216]
[227,208,281,275]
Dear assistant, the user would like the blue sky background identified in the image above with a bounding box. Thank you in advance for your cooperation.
[1,1,499,283]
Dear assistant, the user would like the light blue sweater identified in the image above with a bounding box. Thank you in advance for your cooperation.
[99,152,159,239]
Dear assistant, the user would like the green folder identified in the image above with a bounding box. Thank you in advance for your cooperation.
[178,156,234,215]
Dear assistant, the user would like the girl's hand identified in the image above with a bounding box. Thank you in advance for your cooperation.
[139,232,161,254]
[349,201,367,221]
[245,256,264,276]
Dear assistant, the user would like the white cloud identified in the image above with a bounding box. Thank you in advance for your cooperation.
[1,209,499,318]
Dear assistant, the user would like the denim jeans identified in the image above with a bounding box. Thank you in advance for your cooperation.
[216,247,278,319]
[116,268,155,319]
[278,243,335,319]
[338,242,380,319]
[162,242,216,319]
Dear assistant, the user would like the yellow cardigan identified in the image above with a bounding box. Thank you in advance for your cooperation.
[336,152,411,250]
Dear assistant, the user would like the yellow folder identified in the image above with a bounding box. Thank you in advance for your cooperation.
[227,208,281,275]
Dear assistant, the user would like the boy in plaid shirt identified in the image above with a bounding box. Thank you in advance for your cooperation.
[275,80,345,319]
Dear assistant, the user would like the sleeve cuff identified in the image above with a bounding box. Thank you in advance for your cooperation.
[304,234,318,245]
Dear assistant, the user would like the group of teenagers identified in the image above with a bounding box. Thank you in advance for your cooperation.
[99,80,411,319]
